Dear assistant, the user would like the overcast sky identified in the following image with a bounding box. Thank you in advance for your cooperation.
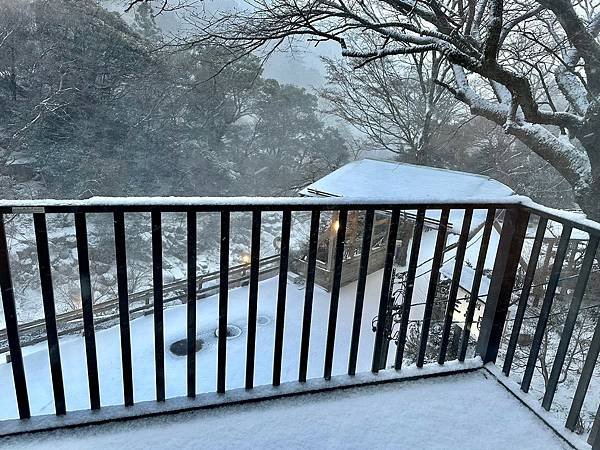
[105,0,341,89]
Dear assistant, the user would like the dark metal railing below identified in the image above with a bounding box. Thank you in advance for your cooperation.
[0,197,597,448]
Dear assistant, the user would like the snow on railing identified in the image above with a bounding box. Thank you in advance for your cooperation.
[0,194,527,208]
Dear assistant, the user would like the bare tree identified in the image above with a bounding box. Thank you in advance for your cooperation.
[162,0,600,219]
[321,51,465,164]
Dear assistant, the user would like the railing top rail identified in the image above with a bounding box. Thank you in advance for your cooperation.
[0,195,524,211]
[520,200,600,236]
[0,195,598,235]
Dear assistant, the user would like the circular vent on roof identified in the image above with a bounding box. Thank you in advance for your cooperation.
[169,337,204,356]
[214,324,242,339]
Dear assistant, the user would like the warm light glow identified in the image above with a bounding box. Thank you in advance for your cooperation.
[241,253,251,264]
[332,220,340,232]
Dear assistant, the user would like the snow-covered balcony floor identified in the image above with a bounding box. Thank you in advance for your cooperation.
[0,370,571,450]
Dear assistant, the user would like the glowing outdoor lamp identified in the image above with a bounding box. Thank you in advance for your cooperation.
[241,252,251,265]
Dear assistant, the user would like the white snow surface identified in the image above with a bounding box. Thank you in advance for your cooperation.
[0,194,523,208]
[299,159,515,202]
[0,270,399,419]
[440,261,491,297]
[0,371,569,450]
[0,225,502,420]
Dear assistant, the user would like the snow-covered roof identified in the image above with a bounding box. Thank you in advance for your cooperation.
[526,220,590,241]
[299,159,515,202]
[440,262,491,299]
[6,152,33,165]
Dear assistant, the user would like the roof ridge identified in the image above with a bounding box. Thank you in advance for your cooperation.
[360,158,505,184]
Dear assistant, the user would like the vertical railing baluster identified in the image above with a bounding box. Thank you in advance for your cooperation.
[217,211,230,394]
[542,235,599,410]
[566,313,600,431]
[272,209,291,386]
[113,211,134,406]
[458,209,496,362]
[324,209,348,380]
[299,209,320,382]
[416,208,450,368]
[75,212,101,410]
[151,211,165,402]
[33,213,66,415]
[348,209,374,376]
[186,212,197,398]
[394,208,425,370]
[521,225,572,393]
[438,209,473,365]
[372,208,400,373]
[245,210,261,389]
[0,213,30,419]
[502,216,547,375]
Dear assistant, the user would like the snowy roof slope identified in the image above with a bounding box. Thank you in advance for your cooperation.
[440,262,491,299]
[526,220,590,241]
[299,159,515,202]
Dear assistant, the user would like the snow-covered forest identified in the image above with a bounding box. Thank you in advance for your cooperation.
[0,0,351,327]
[0,1,351,200]
[0,0,580,327]
[0,0,599,447]
[0,0,586,205]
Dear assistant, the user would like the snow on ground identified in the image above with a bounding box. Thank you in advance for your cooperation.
[0,220,502,420]
[0,371,569,450]
[0,269,391,419]
[299,159,515,204]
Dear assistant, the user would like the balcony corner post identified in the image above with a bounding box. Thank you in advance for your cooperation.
[590,403,600,448]
[476,207,529,364]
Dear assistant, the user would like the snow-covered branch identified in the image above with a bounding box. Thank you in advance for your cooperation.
[450,66,591,193]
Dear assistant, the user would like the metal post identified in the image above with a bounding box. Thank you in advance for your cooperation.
[502,216,547,375]
[186,212,197,398]
[299,210,320,382]
[0,214,30,419]
[542,235,599,408]
[217,211,230,394]
[458,208,496,361]
[567,313,600,431]
[439,208,472,364]
[245,210,262,389]
[34,213,66,416]
[75,212,101,409]
[348,209,374,376]
[521,225,572,393]
[590,403,600,449]
[476,207,529,364]
[324,209,348,380]
[272,209,291,386]
[151,211,165,402]
[417,208,450,368]
[114,212,134,406]
[394,208,426,370]
[372,209,400,372]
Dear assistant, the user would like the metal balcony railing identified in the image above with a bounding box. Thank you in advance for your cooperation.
[0,197,598,446]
